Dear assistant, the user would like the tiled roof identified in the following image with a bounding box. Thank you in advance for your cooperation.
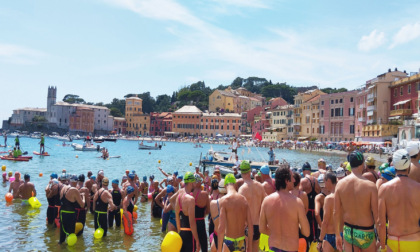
[174,105,202,113]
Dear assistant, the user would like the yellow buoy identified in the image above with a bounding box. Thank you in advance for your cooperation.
[158,160,161,164]
[1,165,6,171]
[189,162,192,166]
[161,231,182,252]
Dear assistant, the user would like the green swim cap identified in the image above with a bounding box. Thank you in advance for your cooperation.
[184,172,195,183]
[346,162,352,172]
[378,162,389,172]
[240,160,251,174]
[224,173,236,186]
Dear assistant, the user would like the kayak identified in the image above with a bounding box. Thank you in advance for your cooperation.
[0,156,30,162]
[20,156,33,159]
[97,156,121,159]
[33,151,50,156]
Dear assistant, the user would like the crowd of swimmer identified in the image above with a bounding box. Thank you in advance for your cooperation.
[4,140,420,252]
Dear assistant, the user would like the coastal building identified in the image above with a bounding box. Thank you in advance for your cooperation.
[200,112,241,137]
[390,72,420,143]
[10,108,47,127]
[172,105,202,137]
[113,117,127,135]
[360,69,407,141]
[209,87,264,114]
[293,89,325,140]
[150,112,172,136]
[137,114,150,137]
[125,96,145,136]
[355,86,368,139]
[263,104,293,142]
[69,107,94,134]
[252,108,271,137]
[319,90,357,142]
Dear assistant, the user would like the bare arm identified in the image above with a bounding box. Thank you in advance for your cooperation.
[163,200,173,214]
[370,184,379,238]
[155,189,166,209]
[159,179,166,189]
[32,184,36,197]
[319,197,332,242]
[245,202,253,252]
[187,198,200,252]
[73,188,85,208]
[122,197,132,226]
[217,200,226,252]
[301,191,309,213]
[378,186,387,249]
[298,198,310,237]
[334,184,343,251]
[205,193,210,216]
[105,191,116,210]
[175,195,181,233]
[92,191,98,212]
[259,198,269,235]
[133,187,139,205]
[314,195,323,227]
[158,167,169,177]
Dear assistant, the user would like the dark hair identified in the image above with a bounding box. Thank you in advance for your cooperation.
[292,172,301,187]
[275,164,291,190]
[325,171,337,185]
[411,154,418,159]
[387,156,393,164]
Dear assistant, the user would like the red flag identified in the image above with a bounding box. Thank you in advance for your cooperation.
[254,132,262,141]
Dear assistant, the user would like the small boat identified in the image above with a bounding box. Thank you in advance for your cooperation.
[97,155,121,159]
[71,143,104,152]
[138,143,162,150]
[0,156,30,162]
[33,151,50,156]
[104,138,117,142]
[20,156,33,159]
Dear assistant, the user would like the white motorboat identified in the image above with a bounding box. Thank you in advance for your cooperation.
[71,143,103,152]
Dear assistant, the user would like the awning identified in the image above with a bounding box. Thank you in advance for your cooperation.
[393,99,411,106]
[367,85,375,90]
[388,116,400,120]
[367,111,374,116]
[298,137,309,140]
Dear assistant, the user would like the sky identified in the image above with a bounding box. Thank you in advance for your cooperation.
[1,0,420,124]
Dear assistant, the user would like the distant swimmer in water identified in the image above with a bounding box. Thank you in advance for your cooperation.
[9,172,23,198]
[18,174,36,202]
[39,133,45,154]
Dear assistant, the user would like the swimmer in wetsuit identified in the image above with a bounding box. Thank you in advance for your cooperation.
[108,179,122,228]
[93,177,116,237]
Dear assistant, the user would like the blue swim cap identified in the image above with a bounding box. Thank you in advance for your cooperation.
[112,179,119,184]
[149,175,155,180]
[91,175,96,180]
[128,173,135,180]
[50,173,58,179]
[127,186,134,194]
[178,175,183,180]
[174,171,178,176]
[131,170,136,174]
[381,167,396,181]
[143,176,147,182]
[167,185,174,194]
[260,165,270,175]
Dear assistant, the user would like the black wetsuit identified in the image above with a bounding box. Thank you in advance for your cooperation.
[94,189,109,236]
[47,186,59,225]
[75,198,87,236]
[59,187,77,244]
[152,191,162,218]
[305,177,318,245]
[194,191,208,252]
[54,184,62,226]
[109,189,122,227]
[179,194,196,252]
[89,190,94,213]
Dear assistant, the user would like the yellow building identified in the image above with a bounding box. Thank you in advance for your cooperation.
[200,112,242,137]
[125,96,150,136]
[263,105,294,141]
[293,89,325,140]
[209,87,264,113]
[209,89,236,113]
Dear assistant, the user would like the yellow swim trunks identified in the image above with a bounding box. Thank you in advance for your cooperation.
[387,239,420,252]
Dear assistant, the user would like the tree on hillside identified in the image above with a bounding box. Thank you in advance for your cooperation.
[110,107,123,117]
[261,83,297,104]
[63,94,85,104]
[137,92,156,114]
[171,92,177,103]
[321,87,348,94]
[231,77,243,89]
[155,94,171,112]
[216,84,229,90]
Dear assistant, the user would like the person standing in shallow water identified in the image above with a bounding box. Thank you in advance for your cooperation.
[260,164,310,251]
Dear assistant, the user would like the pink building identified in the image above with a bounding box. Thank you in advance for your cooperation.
[319,91,357,142]
[389,73,419,119]
[150,112,172,136]
[355,86,368,139]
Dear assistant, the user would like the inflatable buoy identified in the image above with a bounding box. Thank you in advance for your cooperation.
[259,233,269,251]
[1,165,6,171]
[160,218,162,225]
[298,238,307,252]
[134,205,138,212]
[39,173,43,177]
[133,212,138,220]
[158,160,161,164]
[161,231,182,252]
[28,197,42,208]
[189,162,192,166]
[67,233,77,246]
[75,155,78,158]
[120,208,123,224]
[148,193,152,200]
[5,193,13,203]
[9,177,15,182]
[123,212,134,235]
[94,228,104,239]
[75,222,83,235]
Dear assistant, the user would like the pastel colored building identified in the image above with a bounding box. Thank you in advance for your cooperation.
[10,107,47,127]
[263,104,293,142]
[150,112,172,136]
[125,96,146,136]
[355,86,368,139]
[360,69,407,141]
[200,112,242,137]
[69,107,94,134]
[172,105,202,137]
[209,87,264,113]
[319,90,357,142]
[113,117,127,135]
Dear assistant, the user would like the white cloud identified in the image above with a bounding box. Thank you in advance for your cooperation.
[0,43,45,64]
[358,30,385,52]
[390,22,420,49]
[210,0,269,9]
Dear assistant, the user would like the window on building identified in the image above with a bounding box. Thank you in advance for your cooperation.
[321,101,324,105]
[331,109,334,117]
[394,89,397,97]
[336,99,338,103]
[349,108,355,116]
[400,87,403,96]
[350,125,355,134]
[408,84,411,94]
[331,100,334,104]
[340,99,343,103]
[350,97,354,102]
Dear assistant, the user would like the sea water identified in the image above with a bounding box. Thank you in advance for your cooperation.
[0,137,345,251]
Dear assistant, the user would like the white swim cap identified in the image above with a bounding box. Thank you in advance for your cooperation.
[406,141,420,157]
[393,149,410,171]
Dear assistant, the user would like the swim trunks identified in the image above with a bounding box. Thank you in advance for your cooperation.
[269,247,295,252]
[324,234,336,250]
[343,222,374,249]
[21,199,29,206]
[245,225,261,241]
[388,238,420,252]
[223,236,246,251]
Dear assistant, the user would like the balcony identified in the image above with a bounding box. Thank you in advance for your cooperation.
[367,93,375,102]
[390,109,413,117]
[292,122,301,125]
[295,113,300,117]
[359,104,364,109]
[358,117,365,122]
[367,119,376,125]
[367,105,376,111]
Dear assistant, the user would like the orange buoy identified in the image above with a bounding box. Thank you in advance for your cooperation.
[5,193,13,203]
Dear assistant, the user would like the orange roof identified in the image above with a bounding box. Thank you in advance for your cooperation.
[305,94,321,103]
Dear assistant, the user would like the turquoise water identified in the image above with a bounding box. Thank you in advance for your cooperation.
[0,137,346,251]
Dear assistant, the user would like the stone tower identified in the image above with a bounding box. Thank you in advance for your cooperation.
[47,86,57,121]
